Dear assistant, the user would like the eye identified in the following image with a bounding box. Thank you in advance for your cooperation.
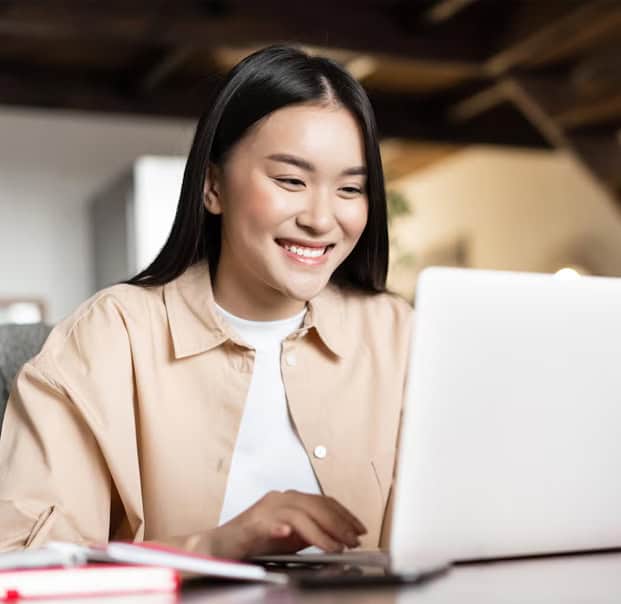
[274,177,306,189]
[339,186,363,197]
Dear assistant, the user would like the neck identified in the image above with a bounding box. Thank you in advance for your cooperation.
[212,256,306,321]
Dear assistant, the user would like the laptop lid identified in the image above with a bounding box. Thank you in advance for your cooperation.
[390,267,621,572]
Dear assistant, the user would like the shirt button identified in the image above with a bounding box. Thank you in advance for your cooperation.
[313,445,327,459]
[285,352,297,367]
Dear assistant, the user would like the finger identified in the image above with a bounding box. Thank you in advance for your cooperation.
[283,492,361,548]
[321,496,367,535]
[288,491,366,535]
[270,523,292,538]
[292,491,366,538]
[276,507,344,553]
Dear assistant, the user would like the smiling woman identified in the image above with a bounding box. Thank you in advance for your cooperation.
[204,103,369,319]
[0,46,413,559]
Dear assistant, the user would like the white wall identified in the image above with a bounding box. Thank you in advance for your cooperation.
[134,156,186,272]
[90,156,186,290]
[0,196,91,324]
[0,107,194,323]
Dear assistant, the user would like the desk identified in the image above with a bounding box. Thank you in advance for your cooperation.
[181,551,621,603]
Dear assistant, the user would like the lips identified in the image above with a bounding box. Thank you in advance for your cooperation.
[275,238,335,264]
[276,239,334,257]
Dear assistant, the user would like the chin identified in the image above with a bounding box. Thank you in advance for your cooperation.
[279,275,331,303]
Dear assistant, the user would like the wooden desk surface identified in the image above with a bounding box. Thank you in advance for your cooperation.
[181,551,621,603]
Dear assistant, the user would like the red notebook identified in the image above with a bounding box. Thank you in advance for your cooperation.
[0,564,179,601]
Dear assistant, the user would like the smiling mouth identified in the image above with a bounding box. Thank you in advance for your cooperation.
[276,239,335,259]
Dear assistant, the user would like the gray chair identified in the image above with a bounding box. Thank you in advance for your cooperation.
[0,323,52,430]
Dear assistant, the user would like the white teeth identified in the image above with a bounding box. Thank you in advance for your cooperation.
[282,243,326,258]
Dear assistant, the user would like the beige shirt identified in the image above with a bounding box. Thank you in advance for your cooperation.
[0,262,412,552]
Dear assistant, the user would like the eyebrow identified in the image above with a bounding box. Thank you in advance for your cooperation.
[266,153,367,177]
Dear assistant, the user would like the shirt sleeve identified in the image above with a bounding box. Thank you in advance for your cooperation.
[0,294,144,551]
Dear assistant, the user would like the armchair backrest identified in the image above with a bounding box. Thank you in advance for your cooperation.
[0,323,52,430]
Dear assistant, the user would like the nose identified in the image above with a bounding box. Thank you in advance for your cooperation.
[295,188,337,234]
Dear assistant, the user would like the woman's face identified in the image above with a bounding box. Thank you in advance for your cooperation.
[205,103,368,320]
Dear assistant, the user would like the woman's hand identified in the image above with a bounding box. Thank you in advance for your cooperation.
[209,490,367,559]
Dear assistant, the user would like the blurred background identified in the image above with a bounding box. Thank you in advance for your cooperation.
[1,0,620,323]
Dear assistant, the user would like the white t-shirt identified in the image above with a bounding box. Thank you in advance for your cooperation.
[216,303,322,525]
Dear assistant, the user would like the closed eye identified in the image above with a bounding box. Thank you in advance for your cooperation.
[340,186,363,196]
[274,177,306,188]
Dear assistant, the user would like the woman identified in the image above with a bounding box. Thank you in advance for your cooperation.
[0,46,412,558]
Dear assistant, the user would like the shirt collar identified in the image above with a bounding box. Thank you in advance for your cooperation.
[164,262,348,359]
[306,285,347,358]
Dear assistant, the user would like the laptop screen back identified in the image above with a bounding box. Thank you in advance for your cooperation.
[390,268,621,571]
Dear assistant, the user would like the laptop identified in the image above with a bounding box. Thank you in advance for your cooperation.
[256,267,621,574]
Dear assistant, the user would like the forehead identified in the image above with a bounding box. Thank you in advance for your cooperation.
[238,103,366,168]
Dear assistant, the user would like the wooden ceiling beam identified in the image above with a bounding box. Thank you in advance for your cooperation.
[447,82,508,122]
[0,8,488,63]
[557,93,621,130]
[138,46,196,93]
[511,77,620,196]
[511,75,621,130]
[452,73,621,131]
[447,80,562,142]
[422,0,479,24]
[570,130,621,191]
[0,67,206,117]
[370,92,548,148]
[449,75,621,199]
[485,0,621,76]
[0,66,548,148]
[503,78,570,149]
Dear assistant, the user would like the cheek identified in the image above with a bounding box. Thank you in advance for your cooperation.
[228,174,292,230]
[336,199,369,240]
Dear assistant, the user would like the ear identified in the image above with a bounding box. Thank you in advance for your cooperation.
[203,163,223,215]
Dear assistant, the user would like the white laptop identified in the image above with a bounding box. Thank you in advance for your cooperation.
[258,267,621,573]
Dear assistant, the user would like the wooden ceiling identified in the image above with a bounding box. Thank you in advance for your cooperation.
[0,0,619,195]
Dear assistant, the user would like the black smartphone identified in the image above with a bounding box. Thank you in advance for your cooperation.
[294,563,450,590]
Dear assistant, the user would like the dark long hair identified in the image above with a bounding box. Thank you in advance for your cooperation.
[127,45,388,292]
